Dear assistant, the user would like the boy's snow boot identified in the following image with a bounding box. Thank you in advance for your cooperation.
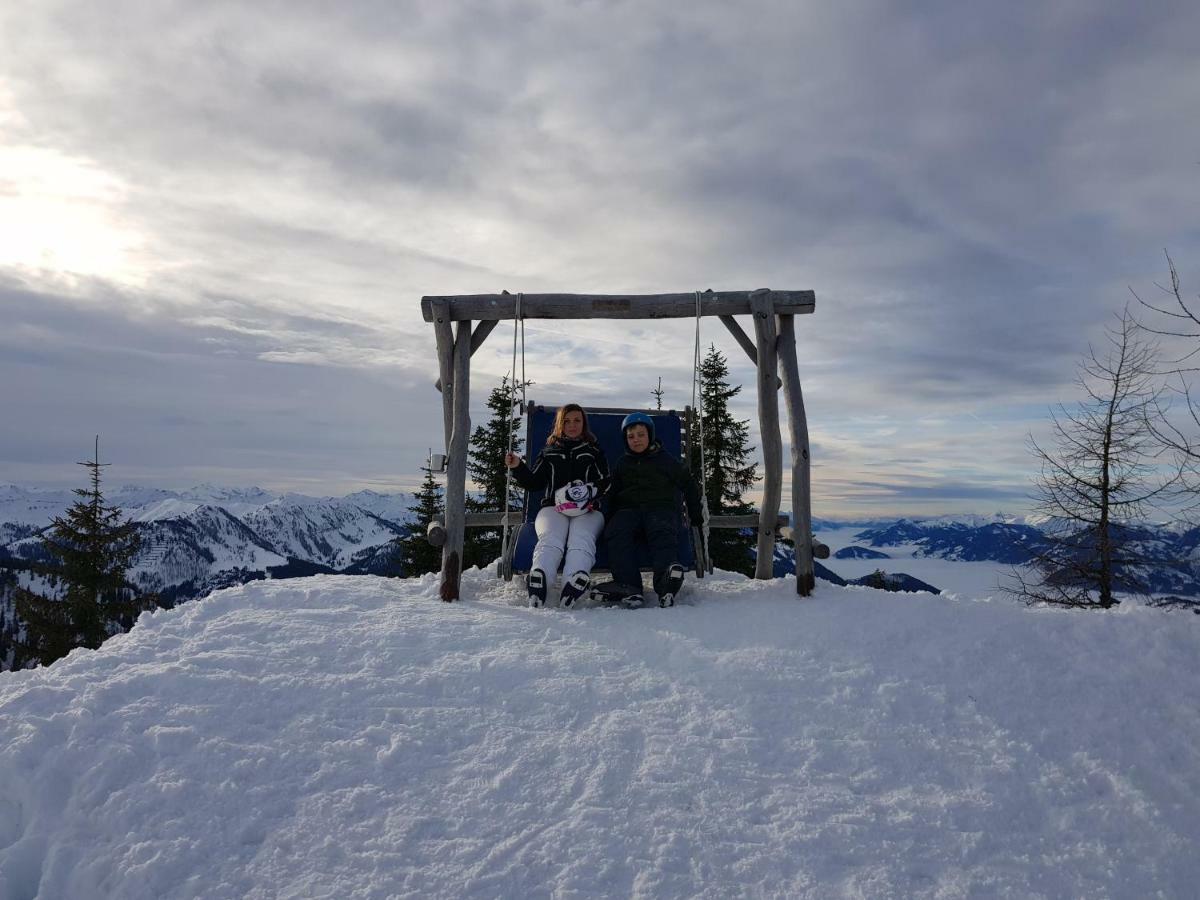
[559,570,591,608]
[658,564,685,607]
[527,569,547,608]
[589,581,636,604]
[621,593,645,609]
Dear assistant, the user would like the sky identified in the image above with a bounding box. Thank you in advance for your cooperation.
[2,1,1200,517]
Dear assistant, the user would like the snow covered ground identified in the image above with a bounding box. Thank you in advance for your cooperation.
[1,567,1198,898]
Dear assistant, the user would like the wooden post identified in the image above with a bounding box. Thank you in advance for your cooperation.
[434,319,499,392]
[430,298,455,450]
[777,314,814,596]
[440,320,471,601]
[749,289,782,579]
[718,315,782,388]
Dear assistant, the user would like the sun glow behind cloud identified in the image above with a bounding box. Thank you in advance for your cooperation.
[0,143,146,285]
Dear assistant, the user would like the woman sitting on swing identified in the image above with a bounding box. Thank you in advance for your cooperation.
[504,403,610,608]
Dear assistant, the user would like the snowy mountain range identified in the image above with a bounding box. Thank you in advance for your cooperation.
[852,519,1048,564]
[7,485,1200,628]
[788,515,1200,597]
[0,485,414,609]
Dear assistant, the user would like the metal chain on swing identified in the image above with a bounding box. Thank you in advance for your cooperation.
[501,292,526,575]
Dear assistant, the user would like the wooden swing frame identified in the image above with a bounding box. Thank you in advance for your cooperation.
[421,288,822,602]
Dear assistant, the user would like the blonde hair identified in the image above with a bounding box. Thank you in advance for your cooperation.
[547,403,596,445]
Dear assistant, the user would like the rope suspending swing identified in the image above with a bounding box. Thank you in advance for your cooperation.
[501,292,526,574]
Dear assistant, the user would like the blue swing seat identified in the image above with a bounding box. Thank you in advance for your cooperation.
[506,405,700,577]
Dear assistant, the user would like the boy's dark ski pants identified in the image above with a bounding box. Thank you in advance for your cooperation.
[605,507,680,595]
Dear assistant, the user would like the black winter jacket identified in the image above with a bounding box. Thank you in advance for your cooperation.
[512,437,611,508]
[609,441,703,522]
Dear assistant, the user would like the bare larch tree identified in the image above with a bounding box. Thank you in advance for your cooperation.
[1131,252,1200,510]
[1013,310,1175,608]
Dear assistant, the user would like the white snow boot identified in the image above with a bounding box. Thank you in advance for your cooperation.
[558,570,591,609]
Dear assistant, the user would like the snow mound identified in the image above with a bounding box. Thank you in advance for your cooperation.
[1,571,1197,898]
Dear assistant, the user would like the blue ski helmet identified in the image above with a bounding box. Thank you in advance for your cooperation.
[621,412,655,442]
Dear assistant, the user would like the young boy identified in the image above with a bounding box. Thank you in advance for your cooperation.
[603,412,704,608]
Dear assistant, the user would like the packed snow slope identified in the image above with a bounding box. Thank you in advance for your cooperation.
[1,569,1198,899]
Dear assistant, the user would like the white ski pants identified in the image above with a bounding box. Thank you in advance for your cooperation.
[531,506,605,579]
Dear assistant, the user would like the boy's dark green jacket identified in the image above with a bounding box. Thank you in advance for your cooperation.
[609,440,704,522]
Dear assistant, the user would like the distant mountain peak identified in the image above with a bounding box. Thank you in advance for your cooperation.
[181,484,278,502]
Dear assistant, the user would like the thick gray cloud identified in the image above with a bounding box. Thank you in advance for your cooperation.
[2,1,1199,515]
[0,279,443,493]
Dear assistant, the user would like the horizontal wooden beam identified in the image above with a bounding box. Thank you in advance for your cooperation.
[421,290,815,323]
[702,514,792,529]
[464,511,525,528]
[458,511,789,530]
[779,528,830,560]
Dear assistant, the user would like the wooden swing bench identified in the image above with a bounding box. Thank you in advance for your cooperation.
[501,403,708,580]
[421,289,823,602]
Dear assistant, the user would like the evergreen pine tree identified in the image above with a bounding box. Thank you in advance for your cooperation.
[0,588,14,671]
[395,461,445,577]
[463,377,526,568]
[14,438,155,667]
[690,345,759,575]
[651,377,665,410]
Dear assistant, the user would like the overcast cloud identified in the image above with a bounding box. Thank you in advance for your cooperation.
[2,1,1199,516]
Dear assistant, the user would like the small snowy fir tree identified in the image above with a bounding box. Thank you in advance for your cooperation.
[651,377,665,410]
[464,377,526,568]
[395,462,445,577]
[690,345,759,575]
[0,587,17,671]
[14,438,155,667]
